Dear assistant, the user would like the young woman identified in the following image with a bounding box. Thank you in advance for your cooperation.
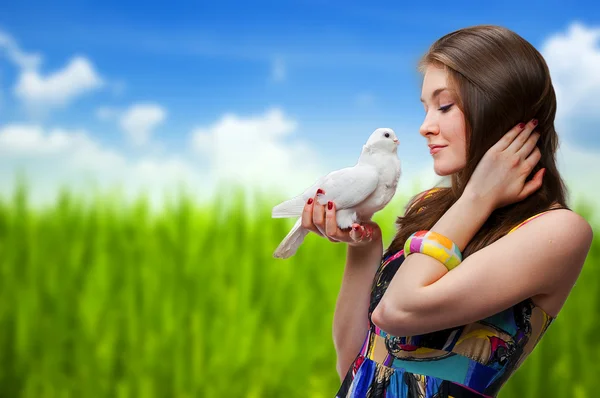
[300,25,594,397]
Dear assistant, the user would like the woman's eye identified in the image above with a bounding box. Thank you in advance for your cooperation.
[439,104,453,113]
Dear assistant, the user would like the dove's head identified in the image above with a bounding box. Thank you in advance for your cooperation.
[365,128,399,153]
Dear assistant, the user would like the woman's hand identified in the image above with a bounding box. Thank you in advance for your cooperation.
[464,119,546,211]
[301,189,382,247]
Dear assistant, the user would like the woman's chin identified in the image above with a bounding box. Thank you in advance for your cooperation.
[434,162,461,176]
[433,164,449,176]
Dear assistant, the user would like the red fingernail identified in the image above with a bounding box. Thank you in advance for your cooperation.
[518,123,525,129]
[327,201,333,210]
[317,189,324,195]
[532,119,538,126]
[352,226,358,231]
[307,198,313,205]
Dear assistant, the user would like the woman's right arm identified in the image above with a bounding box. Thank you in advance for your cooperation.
[331,188,437,379]
[302,188,433,381]
[332,238,383,381]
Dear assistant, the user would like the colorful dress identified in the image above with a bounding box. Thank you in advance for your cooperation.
[335,191,564,398]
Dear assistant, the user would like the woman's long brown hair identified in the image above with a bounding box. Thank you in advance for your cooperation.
[385,25,571,259]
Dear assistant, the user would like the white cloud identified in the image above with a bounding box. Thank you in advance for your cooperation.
[540,22,600,207]
[191,107,324,195]
[0,124,202,210]
[0,31,42,70]
[96,103,167,146]
[0,124,125,171]
[271,58,286,82]
[1,124,84,155]
[0,108,325,210]
[0,30,103,111]
[542,22,600,119]
[119,103,167,146]
[14,56,103,109]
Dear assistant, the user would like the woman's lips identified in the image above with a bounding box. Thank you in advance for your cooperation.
[430,146,446,155]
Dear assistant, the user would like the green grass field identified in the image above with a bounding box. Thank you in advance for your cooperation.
[0,183,597,397]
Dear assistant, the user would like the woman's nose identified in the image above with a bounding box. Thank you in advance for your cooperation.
[419,116,440,137]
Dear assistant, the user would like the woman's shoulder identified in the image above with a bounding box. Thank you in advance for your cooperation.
[510,202,590,236]
[507,202,575,234]
[504,203,592,314]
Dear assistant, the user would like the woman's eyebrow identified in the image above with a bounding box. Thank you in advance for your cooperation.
[420,87,448,103]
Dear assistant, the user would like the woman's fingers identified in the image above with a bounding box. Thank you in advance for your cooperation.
[517,131,540,160]
[312,191,327,236]
[301,194,323,236]
[363,224,374,239]
[517,167,545,202]
[506,119,538,154]
[497,122,526,152]
[349,223,373,244]
[324,201,342,242]
[301,189,379,246]
[524,146,542,170]
[349,224,364,243]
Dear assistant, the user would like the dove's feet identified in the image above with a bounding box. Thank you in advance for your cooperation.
[350,223,374,242]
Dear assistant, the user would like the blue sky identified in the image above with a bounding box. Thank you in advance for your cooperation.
[0,1,599,210]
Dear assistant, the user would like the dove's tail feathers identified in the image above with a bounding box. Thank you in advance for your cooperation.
[273,218,309,259]
[272,196,306,218]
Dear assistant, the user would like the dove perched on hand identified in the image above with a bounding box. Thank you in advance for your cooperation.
[272,127,401,259]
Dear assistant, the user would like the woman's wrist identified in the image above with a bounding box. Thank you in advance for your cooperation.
[462,187,497,215]
[428,193,494,253]
[347,234,383,264]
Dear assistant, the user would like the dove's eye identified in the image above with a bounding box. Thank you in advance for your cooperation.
[384,133,390,138]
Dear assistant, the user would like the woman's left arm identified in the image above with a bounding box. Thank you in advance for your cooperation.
[371,193,593,336]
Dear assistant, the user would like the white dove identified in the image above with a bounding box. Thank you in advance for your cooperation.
[272,128,401,259]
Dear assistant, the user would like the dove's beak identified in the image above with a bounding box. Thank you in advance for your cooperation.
[393,139,399,144]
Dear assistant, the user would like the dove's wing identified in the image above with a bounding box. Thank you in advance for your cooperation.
[303,165,379,209]
[299,175,327,200]
[273,165,378,218]
[272,174,328,218]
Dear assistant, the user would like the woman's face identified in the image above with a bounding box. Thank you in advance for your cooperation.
[419,64,467,176]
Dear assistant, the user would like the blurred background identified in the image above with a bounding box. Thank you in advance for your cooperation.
[0,1,598,397]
